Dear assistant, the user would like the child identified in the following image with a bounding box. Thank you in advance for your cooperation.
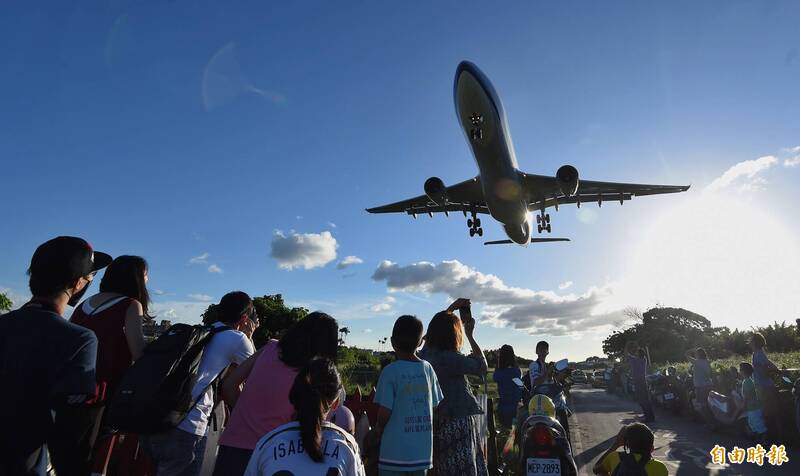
[374,315,443,476]
[739,362,767,441]
[244,359,364,476]
[593,423,668,476]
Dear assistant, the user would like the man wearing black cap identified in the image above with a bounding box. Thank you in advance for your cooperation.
[0,236,112,475]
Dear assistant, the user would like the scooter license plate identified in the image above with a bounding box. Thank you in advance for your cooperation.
[664,393,674,400]
[527,458,561,475]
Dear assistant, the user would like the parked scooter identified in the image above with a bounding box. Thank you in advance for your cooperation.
[706,382,754,437]
[774,372,798,442]
[793,376,800,437]
[648,366,682,415]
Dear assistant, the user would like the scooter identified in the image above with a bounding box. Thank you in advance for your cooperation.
[532,359,574,443]
[706,383,754,437]
[649,366,682,415]
[517,414,578,476]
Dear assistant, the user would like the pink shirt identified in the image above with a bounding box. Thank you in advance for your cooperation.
[219,339,298,449]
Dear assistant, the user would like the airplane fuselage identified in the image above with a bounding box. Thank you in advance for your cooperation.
[454,61,531,245]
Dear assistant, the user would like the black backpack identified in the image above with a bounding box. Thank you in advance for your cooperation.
[105,323,230,434]
[612,452,650,476]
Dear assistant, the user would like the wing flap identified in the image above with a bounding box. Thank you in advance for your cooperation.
[366,176,485,215]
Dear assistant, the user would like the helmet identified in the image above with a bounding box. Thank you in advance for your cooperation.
[327,405,356,434]
[528,393,556,418]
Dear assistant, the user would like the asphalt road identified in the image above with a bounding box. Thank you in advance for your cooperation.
[568,385,799,475]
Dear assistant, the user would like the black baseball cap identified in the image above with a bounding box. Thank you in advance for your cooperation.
[30,236,112,282]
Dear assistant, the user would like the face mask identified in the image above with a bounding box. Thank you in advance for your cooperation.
[68,279,92,307]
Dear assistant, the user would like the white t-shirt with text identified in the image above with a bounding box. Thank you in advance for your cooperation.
[244,421,365,476]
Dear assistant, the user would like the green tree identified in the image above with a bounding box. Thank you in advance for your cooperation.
[199,294,309,348]
[251,294,308,349]
[339,327,350,346]
[0,292,12,313]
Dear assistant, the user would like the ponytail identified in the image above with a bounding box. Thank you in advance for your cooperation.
[289,358,342,463]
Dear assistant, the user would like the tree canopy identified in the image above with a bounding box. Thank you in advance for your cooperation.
[602,305,800,363]
[201,294,309,349]
[0,292,12,313]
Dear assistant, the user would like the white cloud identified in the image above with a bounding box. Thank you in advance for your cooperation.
[337,255,364,270]
[363,328,373,334]
[189,252,210,265]
[270,230,338,270]
[150,300,210,324]
[704,156,777,194]
[328,222,337,228]
[559,281,573,290]
[784,156,800,168]
[188,293,214,302]
[152,289,166,295]
[372,260,623,336]
[208,264,223,274]
[370,296,397,313]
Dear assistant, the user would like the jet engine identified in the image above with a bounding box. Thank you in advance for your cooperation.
[556,165,579,197]
[424,177,448,205]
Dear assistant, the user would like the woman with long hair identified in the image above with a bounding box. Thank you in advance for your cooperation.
[213,312,339,476]
[243,358,364,475]
[419,298,488,476]
[68,255,149,468]
[493,344,523,427]
[71,255,149,392]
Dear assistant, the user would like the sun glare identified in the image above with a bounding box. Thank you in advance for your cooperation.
[614,192,800,330]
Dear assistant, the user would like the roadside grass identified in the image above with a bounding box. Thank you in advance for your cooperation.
[655,351,800,375]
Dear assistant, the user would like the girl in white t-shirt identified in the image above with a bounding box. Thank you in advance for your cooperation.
[244,359,365,476]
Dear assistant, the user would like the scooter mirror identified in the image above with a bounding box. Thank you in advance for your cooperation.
[783,376,793,384]
[512,377,526,388]
[554,359,569,371]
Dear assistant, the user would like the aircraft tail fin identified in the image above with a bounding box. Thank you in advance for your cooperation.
[484,238,571,246]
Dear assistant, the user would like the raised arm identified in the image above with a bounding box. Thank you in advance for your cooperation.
[593,427,626,475]
[460,306,487,374]
[220,347,263,409]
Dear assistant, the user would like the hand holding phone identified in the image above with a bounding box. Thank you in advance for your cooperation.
[447,298,471,313]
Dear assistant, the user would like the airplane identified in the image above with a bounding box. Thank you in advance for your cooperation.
[367,61,690,246]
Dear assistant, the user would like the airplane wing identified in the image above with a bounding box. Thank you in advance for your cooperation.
[366,177,488,216]
[522,174,690,211]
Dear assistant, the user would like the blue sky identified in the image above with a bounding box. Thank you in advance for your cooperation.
[2,1,799,361]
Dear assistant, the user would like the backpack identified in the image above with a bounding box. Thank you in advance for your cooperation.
[612,452,650,476]
[105,323,230,434]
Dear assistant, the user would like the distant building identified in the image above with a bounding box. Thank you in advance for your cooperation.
[143,319,172,340]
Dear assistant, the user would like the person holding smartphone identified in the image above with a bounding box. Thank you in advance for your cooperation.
[419,298,489,476]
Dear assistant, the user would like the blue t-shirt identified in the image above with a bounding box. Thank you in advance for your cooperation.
[374,359,443,472]
[752,350,773,389]
[493,367,523,415]
[0,306,98,475]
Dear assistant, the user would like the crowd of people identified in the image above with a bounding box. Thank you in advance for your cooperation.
[1,237,494,476]
[607,335,786,445]
[8,236,781,476]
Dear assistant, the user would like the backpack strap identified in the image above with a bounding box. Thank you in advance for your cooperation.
[87,295,130,316]
[185,324,234,417]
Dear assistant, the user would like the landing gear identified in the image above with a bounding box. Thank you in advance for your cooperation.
[536,211,552,233]
[466,209,483,238]
[469,113,484,142]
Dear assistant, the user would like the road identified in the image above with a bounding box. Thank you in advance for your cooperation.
[568,386,798,475]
